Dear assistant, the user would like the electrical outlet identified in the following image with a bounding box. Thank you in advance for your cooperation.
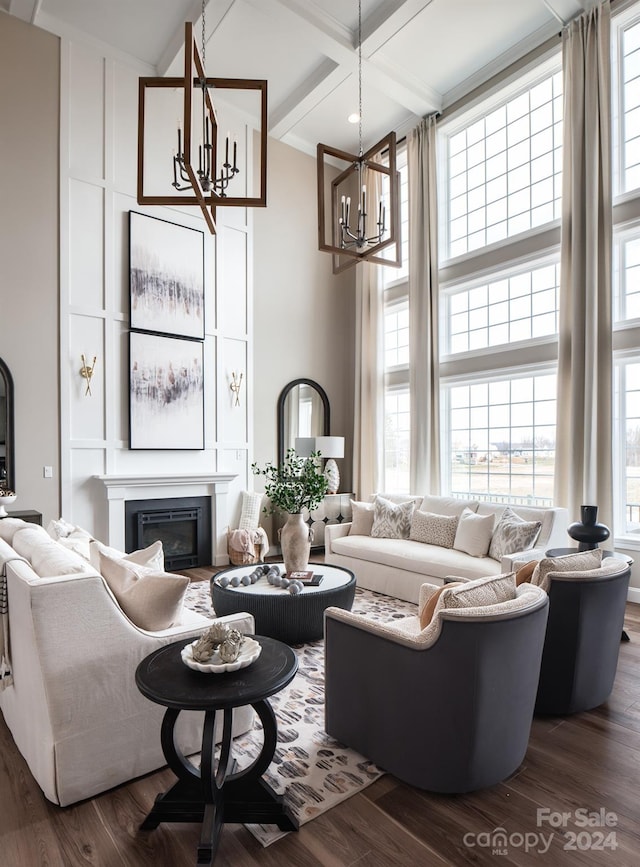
[43,466,53,479]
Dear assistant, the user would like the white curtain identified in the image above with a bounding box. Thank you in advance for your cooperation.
[555,1,613,534]
[353,261,384,500]
[408,115,441,494]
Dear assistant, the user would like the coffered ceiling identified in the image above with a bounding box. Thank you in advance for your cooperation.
[4,0,595,155]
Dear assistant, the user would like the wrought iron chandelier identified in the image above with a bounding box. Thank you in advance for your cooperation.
[317,0,401,273]
[137,0,268,234]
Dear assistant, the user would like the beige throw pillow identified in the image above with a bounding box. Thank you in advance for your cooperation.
[89,539,164,572]
[488,507,541,561]
[453,507,495,557]
[371,495,418,539]
[531,549,603,593]
[98,552,188,631]
[349,500,375,536]
[420,495,479,517]
[410,510,458,548]
[442,572,517,610]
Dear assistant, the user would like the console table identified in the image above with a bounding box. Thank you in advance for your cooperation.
[135,635,298,866]
[6,509,42,525]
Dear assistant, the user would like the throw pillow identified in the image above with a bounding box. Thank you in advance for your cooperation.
[531,549,603,593]
[98,552,189,631]
[371,495,418,539]
[452,507,495,558]
[419,582,463,630]
[239,491,263,530]
[13,527,92,577]
[89,539,164,573]
[0,517,31,544]
[515,560,538,586]
[349,500,375,536]
[442,572,516,610]
[410,510,458,548]
[420,495,479,517]
[488,507,541,561]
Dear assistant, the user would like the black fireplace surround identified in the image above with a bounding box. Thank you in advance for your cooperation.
[124,496,211,570]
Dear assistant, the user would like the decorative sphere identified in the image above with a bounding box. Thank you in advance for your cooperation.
[230,575,241,587]
[250,572,259,583]
[262,564,271,574]
[289,582,302,595]
[281,577,290,589]
[218,575,230,588]
[241,575,252,586]
[272,575,282,587]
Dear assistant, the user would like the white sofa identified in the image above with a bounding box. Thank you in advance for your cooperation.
[0,518,254,807]
[325,495,570,604]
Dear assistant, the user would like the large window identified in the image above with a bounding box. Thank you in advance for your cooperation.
[446,72,562,258]
[613,6,640,540]
[439,59,562,505]
[445,371,556,506]
[382,147,410,491]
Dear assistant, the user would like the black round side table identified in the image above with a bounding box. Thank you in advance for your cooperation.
[135,635,299,866]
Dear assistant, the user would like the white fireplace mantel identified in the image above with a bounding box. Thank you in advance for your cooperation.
[95,473,238,566]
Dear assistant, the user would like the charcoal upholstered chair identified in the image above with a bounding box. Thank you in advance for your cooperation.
[534,559,631,715]
[324,580,549,793]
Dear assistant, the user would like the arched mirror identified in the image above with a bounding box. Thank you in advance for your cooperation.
[277,379,330,466]
[0,357,15,492]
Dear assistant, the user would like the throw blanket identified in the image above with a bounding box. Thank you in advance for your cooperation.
[228,527,270,560]
[0,548,29,691]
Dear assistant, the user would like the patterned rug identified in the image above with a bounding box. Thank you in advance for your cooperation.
[183,581,417,846]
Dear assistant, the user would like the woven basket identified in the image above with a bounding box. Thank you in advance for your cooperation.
[227,532,262,566]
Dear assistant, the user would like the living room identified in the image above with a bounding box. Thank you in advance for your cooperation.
[2,0,640,864]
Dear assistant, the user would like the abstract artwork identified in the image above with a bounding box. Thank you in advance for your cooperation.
[129,331,204,450]
[129,211,205,340]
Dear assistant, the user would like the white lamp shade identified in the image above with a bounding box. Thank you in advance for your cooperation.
[295,436,345,459]
[313,436,344,459]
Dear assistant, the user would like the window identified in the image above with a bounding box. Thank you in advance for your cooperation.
[382,147,410,491]
[613,4,640,543]
[446,71,562,258]
[439,60,562,504]
[444,371,556,506]
[620,17,640,192]
[443,260,560,355]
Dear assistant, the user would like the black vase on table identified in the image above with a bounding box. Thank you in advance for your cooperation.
[567,505,610,551]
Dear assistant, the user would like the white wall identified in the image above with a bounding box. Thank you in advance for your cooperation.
[253,138,356,540]
[0,13,60,522]
[58,35,255,545]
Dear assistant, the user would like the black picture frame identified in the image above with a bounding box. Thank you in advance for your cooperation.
[129,211,205,340]
[129,331,204,450]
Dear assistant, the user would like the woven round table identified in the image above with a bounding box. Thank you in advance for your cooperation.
[210,563,356,645]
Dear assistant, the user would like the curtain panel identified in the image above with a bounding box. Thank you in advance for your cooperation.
[555,0,614,534]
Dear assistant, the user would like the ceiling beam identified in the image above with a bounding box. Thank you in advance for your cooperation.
[9,0,41,24]
[269,58,350,139]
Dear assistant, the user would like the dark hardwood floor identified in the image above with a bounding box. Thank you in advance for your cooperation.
[2,566,640,866]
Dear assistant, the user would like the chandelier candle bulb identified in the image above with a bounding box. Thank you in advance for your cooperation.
[225,133,230,166]
[233,138,238,170]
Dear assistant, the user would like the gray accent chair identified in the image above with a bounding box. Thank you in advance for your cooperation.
[534,561,631,715]
[324,584,549,793]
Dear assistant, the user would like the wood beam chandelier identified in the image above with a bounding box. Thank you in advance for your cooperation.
[137,1,268,234]
[317,0,401,273]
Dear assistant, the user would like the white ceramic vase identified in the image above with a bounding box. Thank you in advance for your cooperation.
[278,512,313,573]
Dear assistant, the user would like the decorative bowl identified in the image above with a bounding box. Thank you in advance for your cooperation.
[0,493,17,518]
[181,635,262,673]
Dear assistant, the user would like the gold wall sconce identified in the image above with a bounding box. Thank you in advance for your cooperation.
[79,355,97,396]
[230,371,243,406]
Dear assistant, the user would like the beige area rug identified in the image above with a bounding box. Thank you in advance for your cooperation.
[183,581,417,846]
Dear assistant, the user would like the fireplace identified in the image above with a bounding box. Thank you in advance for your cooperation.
[125,496,211,570]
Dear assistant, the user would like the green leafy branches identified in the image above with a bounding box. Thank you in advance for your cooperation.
[252,449,328,514]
